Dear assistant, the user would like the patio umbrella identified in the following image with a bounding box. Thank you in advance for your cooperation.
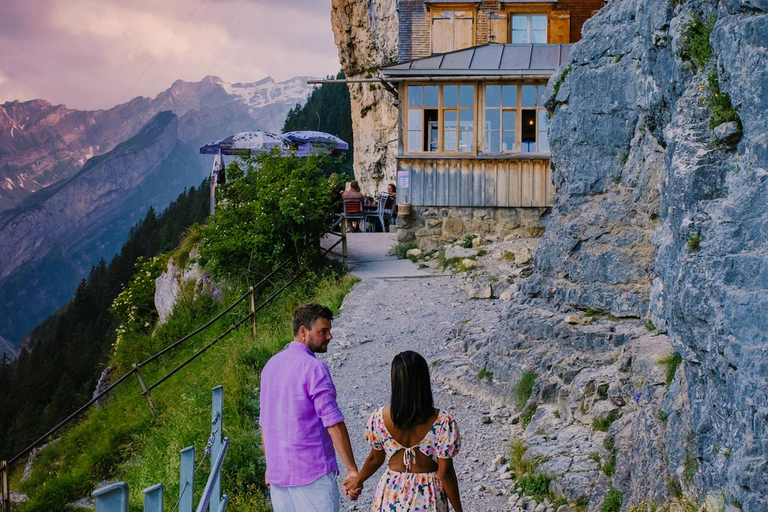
[282,130,349,156]
[199,131,287,156]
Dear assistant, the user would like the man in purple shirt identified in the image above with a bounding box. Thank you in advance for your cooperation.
[259,303,360,511]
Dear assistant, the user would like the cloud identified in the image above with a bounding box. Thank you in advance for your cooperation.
[0,0,340,110]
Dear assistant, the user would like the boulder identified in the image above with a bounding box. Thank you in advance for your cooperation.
[445,246,478,260]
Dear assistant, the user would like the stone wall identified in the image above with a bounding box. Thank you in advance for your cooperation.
[398,206,548,252]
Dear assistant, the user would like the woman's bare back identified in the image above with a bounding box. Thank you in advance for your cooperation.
[382,406,440,473]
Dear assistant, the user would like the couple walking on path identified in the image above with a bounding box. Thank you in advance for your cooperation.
[259,303,464,512]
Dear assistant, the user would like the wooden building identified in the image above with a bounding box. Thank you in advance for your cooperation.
[378,0,604,245]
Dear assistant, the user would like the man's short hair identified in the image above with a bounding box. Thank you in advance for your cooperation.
[350,180,360,191]
[292,303,333,336]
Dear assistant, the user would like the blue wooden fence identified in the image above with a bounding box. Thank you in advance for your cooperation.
[92,386,230,512]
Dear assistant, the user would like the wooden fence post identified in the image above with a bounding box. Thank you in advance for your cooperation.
[1,460,9,512]
[341,216,348,269]
[210,386,223,512]
[179,447,195,512]
[249,286,256,337]
[133,365,158,418]
[143,483,163,512]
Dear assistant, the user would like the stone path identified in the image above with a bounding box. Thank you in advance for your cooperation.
[318,232,515,511]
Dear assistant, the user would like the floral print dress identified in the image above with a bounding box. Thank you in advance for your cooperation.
[364,407,461,512]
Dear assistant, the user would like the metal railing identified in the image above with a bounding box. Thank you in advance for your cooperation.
[91,386,229,512]
[0,217,348,512]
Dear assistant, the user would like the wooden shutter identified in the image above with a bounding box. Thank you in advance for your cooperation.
[548,11,570,44]
[432,16,454,53]
[454,12,474,50]
[489,13,508,44]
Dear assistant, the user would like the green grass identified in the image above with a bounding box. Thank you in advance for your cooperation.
[520,405,537,428]
[391,241,418,259]
[680,13,716,72]
[515,371,538,410]
[645,319,656,332]
[683,456,699,481]
[687,230,702,252]
[552,65,572,101]
[706,68,742,132]
[460,234,477,248]
[658,410,668,421]
[15,266,359,512]
[589,451,601,464]
[602,488,623,512]
[516,473,552,502]
[659,353,683,386]
[603,437,617,477]
[477,368,494,382]
[592,410,621,432]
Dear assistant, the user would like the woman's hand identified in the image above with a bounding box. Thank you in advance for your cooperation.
[342,472,363,500]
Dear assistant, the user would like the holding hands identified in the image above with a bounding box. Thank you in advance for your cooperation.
[342,471,363,500]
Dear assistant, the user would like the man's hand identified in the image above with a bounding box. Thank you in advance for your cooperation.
[342,471,363,500]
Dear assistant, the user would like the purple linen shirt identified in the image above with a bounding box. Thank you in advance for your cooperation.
[259,341,344,486]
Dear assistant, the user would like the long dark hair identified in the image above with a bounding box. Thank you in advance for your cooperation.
[390,351,434,429]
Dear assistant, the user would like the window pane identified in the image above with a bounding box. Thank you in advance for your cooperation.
[408,110,423,130]
[512,16,527,30]
[531,30,547,44]
[485,109,500,130]
[459,109,474,130]
[531,15,547,30]
[538,133,550,152]
[459,131,474,152]
[522,141,536,153]
[408,86,422,107]
[459,85,475,107]
[511,29,528,44]
[407,131,422,152]
[424,86,439,107]
[502,110,516,131]
[522,85,537,107]
[538,86,547,106]
[444,131,457,151]
[444,110,457,131]
[443,86,458,107]
[502,131,515,152]
[538,109,548,130]
[486,131,500,153]
[502,85,517,107]
[486,85,501,107]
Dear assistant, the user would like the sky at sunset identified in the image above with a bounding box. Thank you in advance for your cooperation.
[0,0,341,111]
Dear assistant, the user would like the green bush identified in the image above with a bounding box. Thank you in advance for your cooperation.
[460,234,477,248]
[392,241,418,259]
[516,473,552,502]
[593,410,621,432]
[603,437,617,477]
[687,230,702,252]
[602,488,623,512]
[680,13,716,72]
[515,371,538,409]
[199,151,335,285]
[477,368,494,382]
[659,353,683,386]
[706,68,742,131]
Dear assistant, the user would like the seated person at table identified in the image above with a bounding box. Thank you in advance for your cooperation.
[342,181,365,232]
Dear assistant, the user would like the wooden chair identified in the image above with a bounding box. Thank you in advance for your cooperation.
[343,199,365,232]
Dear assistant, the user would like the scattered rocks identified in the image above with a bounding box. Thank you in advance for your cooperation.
[406,248,423,259]
[445,246,478,260]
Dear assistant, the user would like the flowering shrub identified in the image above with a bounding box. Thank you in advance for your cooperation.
[109,255,168,347]
[199,151,335,284]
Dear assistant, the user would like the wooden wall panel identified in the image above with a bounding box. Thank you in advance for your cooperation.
[400,158,552,208]
[489,14,508,44]
[548,11,571,44]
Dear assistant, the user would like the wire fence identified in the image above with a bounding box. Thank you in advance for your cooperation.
[0,216,348,512]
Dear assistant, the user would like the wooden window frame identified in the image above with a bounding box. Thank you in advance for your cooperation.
[480,82,550,156]
[404,83,478,156]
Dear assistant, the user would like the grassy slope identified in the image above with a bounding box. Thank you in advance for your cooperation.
[15,266,358,512]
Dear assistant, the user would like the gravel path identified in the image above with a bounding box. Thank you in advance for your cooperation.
[318,271,514,512]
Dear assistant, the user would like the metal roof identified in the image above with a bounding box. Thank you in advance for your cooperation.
[381,44,571,77]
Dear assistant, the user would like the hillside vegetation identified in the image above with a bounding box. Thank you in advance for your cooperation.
[7,152,357,512]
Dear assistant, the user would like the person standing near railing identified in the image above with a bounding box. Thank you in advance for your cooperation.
[259,303,361,511]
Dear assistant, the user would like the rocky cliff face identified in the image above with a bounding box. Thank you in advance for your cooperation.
[0,75,314,211]
[523,0,767,508]
[331,0,399,196]
[0,112,202,346]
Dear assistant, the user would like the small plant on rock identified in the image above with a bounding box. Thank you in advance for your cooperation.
[602,488,623,512]
[593,410,621,432]
[515,371,538,409]
[515,473,552,502]
[679,12,716,72]
[645,319,656,332]
[683,456,699,481]
[705,68,742,131]
[477,368,494,382]
[392,241,419,259]
[659,353,683,386]
[460,234,477,248]
[603,437,618,477]
[658,410,668,422]
[687,229,702,252]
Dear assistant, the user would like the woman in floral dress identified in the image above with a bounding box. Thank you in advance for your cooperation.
[344,351,463,512]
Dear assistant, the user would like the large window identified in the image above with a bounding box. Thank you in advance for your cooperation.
[511,14,547,43]
[431,10,474,54]
[484,84,549,154]
[406,85,475,154]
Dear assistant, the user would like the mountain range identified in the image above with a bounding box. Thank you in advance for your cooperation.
[0,75,316,350]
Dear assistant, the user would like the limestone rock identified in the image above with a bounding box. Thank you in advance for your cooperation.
[406,248,423,259]
[155,257,182,324]
[565,315,594,326]
[515,248,532,265]
[461,258,482,269]
[445,246,478,260]
[713,121,741,145]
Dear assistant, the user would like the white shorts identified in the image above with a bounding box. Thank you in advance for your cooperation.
[269,472,340,512]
